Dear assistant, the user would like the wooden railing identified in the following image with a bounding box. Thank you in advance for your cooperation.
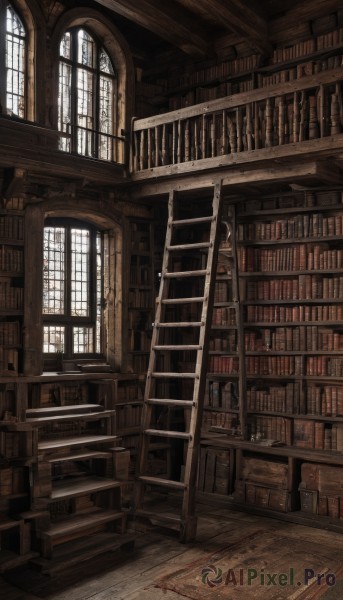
[131,68,343,173]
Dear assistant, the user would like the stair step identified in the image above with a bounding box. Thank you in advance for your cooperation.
[156,321,203,328]
[50,476,121,501]
[135,509,181,526]
[30,532,135,575]
[151,372,196,379]
[147,398,194,408]
[139,475,186,490]
[153,345,201,351]
[162,297,205,304]
[144,429,191,440]
[171,216,214,226]
[27,410,115,426]
[163,269,207,278]
[26,404,104,418]
[41,509,124,541]
[167,242,211,251]
[48,450,112,463]
[38,435,117,452]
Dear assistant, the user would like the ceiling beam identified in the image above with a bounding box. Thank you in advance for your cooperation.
[93,0,211,57]
[185,0,272,57]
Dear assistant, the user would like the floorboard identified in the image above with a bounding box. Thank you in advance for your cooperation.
[2,501,343,600]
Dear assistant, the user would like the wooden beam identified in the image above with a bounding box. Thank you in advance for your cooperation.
[185,0,272,57]
[93,0,211,57]
[269,0,342,44]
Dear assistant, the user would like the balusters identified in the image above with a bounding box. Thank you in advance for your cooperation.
[210,115,216,157]
[293,92,300,143]
[139,129,145,171]
[309,95,319,139]
[278,97,285,145]
[318,84,325,138]
[228,116,237,153]
[201,114,206,158]
[236,107,243,152]
[222,110,228,155]
[254,102,260,150]
[185,119,190,162]
[246,103,253,151]
[162,124,167,165]
[330,91,341,135]
[172,121,176,164]
[299,91,308,142]
[265,98,273,147]
[177,120,182,163]
[155,126,160,167]
[147,128,152,169]
[194,118,199,160]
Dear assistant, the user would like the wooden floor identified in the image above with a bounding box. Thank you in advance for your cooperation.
[1,499,343,600]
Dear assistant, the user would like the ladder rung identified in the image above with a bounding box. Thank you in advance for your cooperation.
[139,476,186,490]
[171,216,214,226]
[163,269,207,279]
[151,372,197,379]
[153,345,201,351]
[164,269,207,278]
[162,297,205,305]
[144,429,191,440]
[147,399,194,408]
[156,322,203,328]
[167,242,211,251]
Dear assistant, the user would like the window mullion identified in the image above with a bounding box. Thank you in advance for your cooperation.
[0,1,6,113]
[71,30,78,153]
[65,226,72,356]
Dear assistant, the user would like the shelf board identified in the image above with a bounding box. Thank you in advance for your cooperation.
[204,406,239,413]
[238,236,343,246]
[237,203,343,218]
[50,475,121,501]
[207,372,239,378]
[243,321,343,327]
[240,268,343,277]
[245,350,343,355]
[243,299,343,305]
[247,410,343,422]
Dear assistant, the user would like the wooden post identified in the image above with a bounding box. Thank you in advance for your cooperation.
[185,119,190,162]
[162,124,167,165]
[236,107,243,152]
[246,103,253,151]
[155,126,160,167]
[265,98,273,147]
[293,92,300,143]
[147,128,151,169]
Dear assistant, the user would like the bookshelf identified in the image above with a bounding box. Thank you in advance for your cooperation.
[137,26,343,116]
[0,212,24,376]
[127,219,154,375]
[200,189,343,526]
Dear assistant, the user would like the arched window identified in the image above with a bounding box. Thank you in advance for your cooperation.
[1,2,26,118]
[58,27,117,161]
[43,219,104,364]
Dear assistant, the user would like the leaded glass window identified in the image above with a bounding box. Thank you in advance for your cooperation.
[5,3,26,117]
[58,27,117,160]
[43,220,103,359]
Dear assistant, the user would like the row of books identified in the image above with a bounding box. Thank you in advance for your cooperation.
[307,384,343,416]
[294,419,343,451]
[0,283,23,310]
[238,213,343,241]
[238,192,343,214]
[129,329,151,352]
[214,281,231,303]
[245,303,343,324]
[129,265,151,286]
[116,404,142,429]
[212,306,236,326]
[209,331,237,352]
[0,247,23,272]
[208,355,239,374]
[0,348,18,374]
[307,357,343,377]
[248,415,292,445]
[0,215,24,241]
[246,275,343,301]
[244,327,343,352]
[204,380,238,410]
[128,289,152,308]
[239,246,343,273]
[258,54,343,88]
[0,321,20,346]
[0,466,26,496]
[246,355,302,376]
[202,410,239,434]
[247,383,301,415]
[116,383,143,403]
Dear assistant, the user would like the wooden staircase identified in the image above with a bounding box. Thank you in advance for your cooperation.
[134,182,223,541]
[27,402,133,572]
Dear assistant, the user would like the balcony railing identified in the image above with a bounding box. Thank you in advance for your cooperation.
[59,124,126,164]
[131,67,343,174]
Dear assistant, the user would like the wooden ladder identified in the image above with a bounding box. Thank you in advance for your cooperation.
[134,181,223,542]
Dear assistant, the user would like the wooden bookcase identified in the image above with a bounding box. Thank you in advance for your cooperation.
[127,219,154,374]
[0,212,24,377]
[200,188,343,528]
